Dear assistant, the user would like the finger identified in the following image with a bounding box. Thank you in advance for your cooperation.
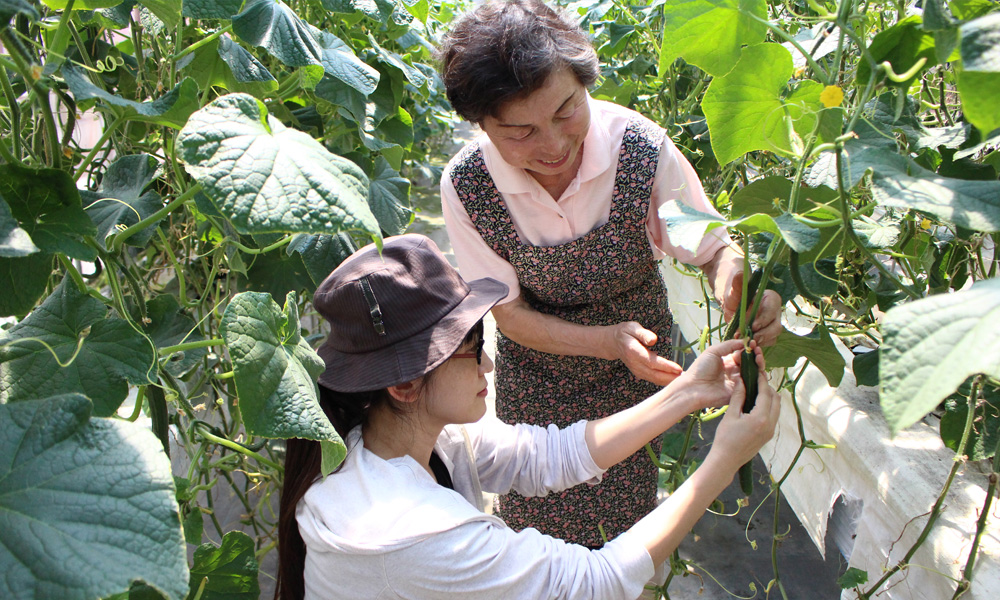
[709,339,745,357]
[727,375,746,414]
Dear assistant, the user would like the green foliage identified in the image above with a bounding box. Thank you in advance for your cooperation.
[0,394,187,600]
[0,0,464,596]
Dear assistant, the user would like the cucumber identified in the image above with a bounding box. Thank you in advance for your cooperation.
[741,349,759,414]
[724,269,763,498]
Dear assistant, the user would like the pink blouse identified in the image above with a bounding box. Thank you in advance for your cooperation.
[441,98,730,304]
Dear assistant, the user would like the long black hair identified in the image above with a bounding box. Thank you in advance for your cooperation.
[274,320,485,600]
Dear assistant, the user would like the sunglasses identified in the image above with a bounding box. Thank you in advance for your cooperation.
[452,337,485,365]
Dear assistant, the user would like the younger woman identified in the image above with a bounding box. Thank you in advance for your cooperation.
[276,233,779,600]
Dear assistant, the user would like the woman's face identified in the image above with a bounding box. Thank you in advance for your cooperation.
[421,336,493,427]
[480,68,591,190]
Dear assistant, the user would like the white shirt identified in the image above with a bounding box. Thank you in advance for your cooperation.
[442,98,731,303]
[296,418,655,599]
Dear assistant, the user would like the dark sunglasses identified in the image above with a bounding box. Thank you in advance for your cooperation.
[452,337,485,365]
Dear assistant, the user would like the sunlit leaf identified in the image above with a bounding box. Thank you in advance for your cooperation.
[220,291,344,459]
[702,43,796,164]
[62,66,200,129]
[881,278,1000,434]
[659,0,768,77]
[178,93,380,240]
[40,0,122,9]
[0,394,187,600]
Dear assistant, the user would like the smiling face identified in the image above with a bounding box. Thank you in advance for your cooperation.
[420,333,494,428]
[479,68,591,196]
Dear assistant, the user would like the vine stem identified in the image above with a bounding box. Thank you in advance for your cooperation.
[0,63,22,160]
[110,183,203,253]
[195,426,283,472]
[172,24,234,61]
[159,338,224,358]
[833,146,920,299]
[73,112,128,181]
[859,377,982,598]
[744,13,830,85]
[0,28,62,168]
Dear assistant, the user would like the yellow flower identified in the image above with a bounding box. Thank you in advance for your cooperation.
[820,85,844,108]
[920,218,932,230]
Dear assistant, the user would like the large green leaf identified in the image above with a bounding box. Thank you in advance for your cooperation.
[658,199,819,255]
[62,67,200,129]
[880,277,1000,434]
[0,277,156,416]
[0,253,53,318]
[857,16,938,89]
[659,0,768,77]
[870,155,1000,233]
[309,25,380,95]
[958,13,1000,135]
[0,163,96,261]
[0,0,38,24]
[702,43,796,164]
[232,0,323,68]
[220,292,344,454]
[764,325,846,387]
[287,232,356,287]
[188,531,260,600]
[183,0,244,19]
[0,394,187,600]
[178,93,379,239]
[368,156,412,235]
[80,154,163,250]
[0,195,38,258]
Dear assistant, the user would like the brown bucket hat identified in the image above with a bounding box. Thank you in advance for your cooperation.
[314,233,508,392]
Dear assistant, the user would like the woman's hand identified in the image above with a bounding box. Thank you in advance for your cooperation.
[609,321,683,386]
[704,247,784,348]
[670,339,745,411]
[707,348,781,470]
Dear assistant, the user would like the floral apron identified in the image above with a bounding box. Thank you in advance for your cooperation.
[451,116,672,546]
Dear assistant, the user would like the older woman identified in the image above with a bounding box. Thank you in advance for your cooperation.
[437,0,782,547]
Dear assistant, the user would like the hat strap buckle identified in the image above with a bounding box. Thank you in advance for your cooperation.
[359,277,387,336]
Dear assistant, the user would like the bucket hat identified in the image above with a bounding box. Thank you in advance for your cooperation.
[314,234,508,392]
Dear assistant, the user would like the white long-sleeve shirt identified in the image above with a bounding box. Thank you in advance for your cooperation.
[296,418,656,599]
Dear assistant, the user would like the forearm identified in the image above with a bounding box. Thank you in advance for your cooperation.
[701,245,743,303]
[492,297,617,359]
[584,383,697,470]
[630,452,737,565]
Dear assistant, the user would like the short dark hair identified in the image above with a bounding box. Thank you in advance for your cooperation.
[437,0,599,123]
